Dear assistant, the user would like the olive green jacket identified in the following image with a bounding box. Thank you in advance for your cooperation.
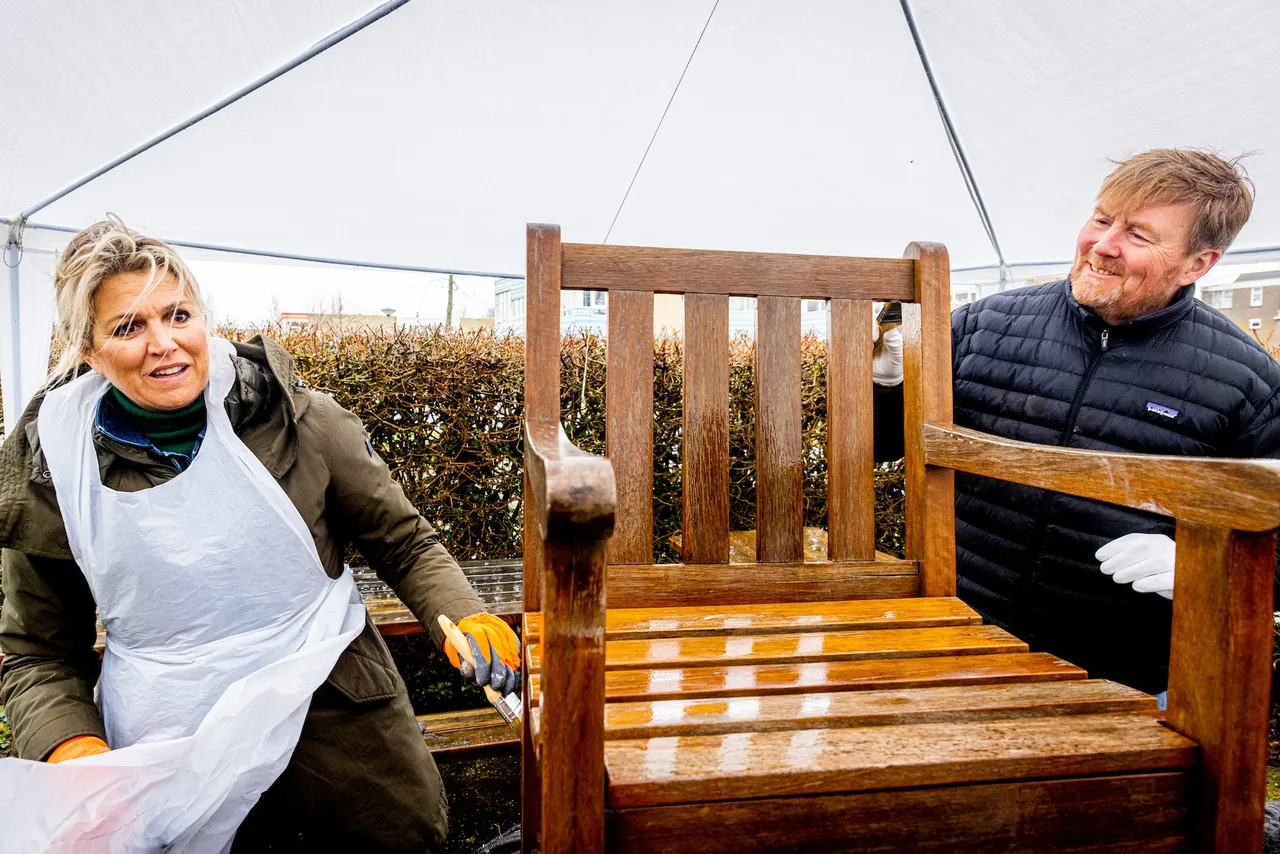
[0,336,485,762]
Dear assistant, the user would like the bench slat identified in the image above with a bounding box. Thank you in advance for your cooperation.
[607,288,655,565]
[681,292,730,563]
[607,772,1192,853]
[526,625,1025,673]
[599,680,1157,740]
[529,651,1086,705]
[560,243,917,301]
[604,560,918,608]
[416,707,519,757]
[826,298,876,559]
[755,295,804,562]
[523,596,979,643]
[603,713,1197,808]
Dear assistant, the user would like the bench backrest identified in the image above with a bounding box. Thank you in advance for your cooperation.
[521,224,955,611]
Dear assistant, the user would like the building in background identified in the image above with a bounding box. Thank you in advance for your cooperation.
[1200,269,1280,344]
[276,312,396,332]
[493,279,831,338]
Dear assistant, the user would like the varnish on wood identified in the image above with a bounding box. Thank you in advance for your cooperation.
[520,225,1280,853]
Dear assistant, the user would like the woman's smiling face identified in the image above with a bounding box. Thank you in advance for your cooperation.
[84,269,210,411]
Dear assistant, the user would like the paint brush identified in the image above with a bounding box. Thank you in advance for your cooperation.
[437,614,523,728]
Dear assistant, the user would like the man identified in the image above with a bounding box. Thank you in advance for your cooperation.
[873,148,1280,696]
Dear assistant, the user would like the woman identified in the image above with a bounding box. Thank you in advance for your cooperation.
[0,218,521,852]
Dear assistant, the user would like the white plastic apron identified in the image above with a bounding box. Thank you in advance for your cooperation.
[0,338,364,853]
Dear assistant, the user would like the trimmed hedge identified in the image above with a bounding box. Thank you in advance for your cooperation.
[218,324,907,563]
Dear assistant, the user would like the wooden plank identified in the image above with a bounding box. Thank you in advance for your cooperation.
[561,242,916,300]
[902,241,956,595]
[1165,522,1277,852]
[523,596,980,643]
[603,713,1198,808]
[670,527,897,564]
[600,680,1158,740]
[607,772,1192,854]
[416,707,519,757]
[826,297,876,560]
[530,651,1086,705]
[925,424,1280,533]
[523,223,562,615]
[604,560,918,609]
[539,537,608,854]
[527,624,1027,673]
[755,295,804,562]
[681,293,730,563]
[606,288,655,565]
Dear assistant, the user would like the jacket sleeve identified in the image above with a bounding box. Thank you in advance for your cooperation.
[319,400,485,648]
[0,549,106,760]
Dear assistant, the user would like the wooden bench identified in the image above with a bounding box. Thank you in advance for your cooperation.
[520,225,1280,852]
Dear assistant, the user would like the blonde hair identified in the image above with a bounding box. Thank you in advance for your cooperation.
[50,215,207,382]
[1098,149,1255,254]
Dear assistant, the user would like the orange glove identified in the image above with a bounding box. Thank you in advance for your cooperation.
[444,612,521,695]
[48,736,110,763]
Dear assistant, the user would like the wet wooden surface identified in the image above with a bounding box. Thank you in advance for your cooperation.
[607,772,1193,853]
[416,707,519,758]
[603,713,1196,808]
[596,680,1157,740]
[526,624,1025,673]
[528,651,1087,706]
[523,594,1184,849]
[524,596,980,643]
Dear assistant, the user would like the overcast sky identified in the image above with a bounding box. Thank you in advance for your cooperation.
[186,256,501,327]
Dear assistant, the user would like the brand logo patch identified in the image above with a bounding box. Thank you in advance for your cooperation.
[1146,402,1180,419]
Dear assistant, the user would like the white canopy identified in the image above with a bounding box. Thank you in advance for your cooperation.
[5,0,1280,426]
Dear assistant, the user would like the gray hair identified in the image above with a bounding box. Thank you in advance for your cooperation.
[50,215,207,382]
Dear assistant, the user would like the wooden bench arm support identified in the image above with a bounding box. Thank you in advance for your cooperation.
[524,420,617,544]
[926,421,1278,851]
[524,418,616,854]
[924,423,1280,532]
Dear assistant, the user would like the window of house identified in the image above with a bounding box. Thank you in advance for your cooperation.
[729,297,753,311]
[804,299,824,312]
[594,291,606,306]
[1251,287,1264,307]
[1249,318,1263,330]
[1210,290,1234,309]
[953,288,979,304]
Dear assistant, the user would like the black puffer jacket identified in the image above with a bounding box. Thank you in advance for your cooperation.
[880,279,1280,693]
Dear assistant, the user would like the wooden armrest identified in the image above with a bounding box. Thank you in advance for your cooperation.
[924,423,1280,532]
[524,419,617,543]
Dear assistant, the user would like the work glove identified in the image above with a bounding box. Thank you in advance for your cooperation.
[48,735,110,763]
[871,302,904,387]
[1096,533,1175,599]
[444,612,521,696]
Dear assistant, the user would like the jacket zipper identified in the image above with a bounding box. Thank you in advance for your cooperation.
[1018,326,1111,605]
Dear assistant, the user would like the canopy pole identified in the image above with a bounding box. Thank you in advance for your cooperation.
[16,0,413,221]
[0,218,519,280]
[6,222,23,428]
[898,0,1007,273]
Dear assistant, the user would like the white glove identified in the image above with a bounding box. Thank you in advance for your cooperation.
[1096,533,1175,599]
[871,302,904,387]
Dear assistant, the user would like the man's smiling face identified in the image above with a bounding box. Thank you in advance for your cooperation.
[1070,201,1218,325]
